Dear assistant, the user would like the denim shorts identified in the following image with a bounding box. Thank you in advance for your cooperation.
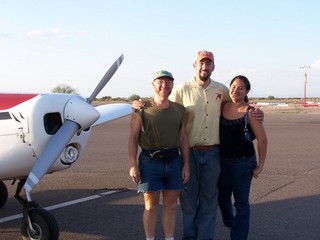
[137,152,184,193]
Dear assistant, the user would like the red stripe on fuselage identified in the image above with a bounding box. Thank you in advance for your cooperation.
[0,93,38,110]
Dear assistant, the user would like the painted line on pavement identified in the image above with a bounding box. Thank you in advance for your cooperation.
[0,190,121,224]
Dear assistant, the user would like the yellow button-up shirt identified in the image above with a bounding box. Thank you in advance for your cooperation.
[169,78,229,147]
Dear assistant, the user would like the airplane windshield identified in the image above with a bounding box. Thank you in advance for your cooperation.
[0,112,11,120]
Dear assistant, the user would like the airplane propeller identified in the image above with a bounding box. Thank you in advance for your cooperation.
[87,54,124,104]
[23,54,125,195]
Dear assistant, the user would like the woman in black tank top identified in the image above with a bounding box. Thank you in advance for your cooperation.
[218,75,268,240]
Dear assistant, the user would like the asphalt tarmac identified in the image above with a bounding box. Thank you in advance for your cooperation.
[0,110,319,240]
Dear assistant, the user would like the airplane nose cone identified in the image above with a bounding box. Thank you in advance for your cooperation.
[64,97,100,130]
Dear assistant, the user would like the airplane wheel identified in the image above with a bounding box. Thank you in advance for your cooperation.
[0,181,8,208]
[21,208,59,240]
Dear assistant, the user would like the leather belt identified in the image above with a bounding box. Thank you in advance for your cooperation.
[142,148,179,161]
[191,145,220,151]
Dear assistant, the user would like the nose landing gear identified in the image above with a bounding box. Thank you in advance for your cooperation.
[20,208,59,240]
[15,180,60,240]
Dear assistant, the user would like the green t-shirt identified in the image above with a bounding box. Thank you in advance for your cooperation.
[138,100,186,150]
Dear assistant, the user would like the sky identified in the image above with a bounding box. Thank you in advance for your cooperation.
[1,0,320,100]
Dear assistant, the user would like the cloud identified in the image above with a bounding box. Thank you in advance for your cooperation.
[27,28,65,39]
[78,30,90,36]
[310,59,320,70]
[0,32,11,39]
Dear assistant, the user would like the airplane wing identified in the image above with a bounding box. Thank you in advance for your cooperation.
[93,103,132,127]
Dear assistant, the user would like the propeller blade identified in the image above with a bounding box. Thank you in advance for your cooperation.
[93,103,132,127]
[24,120,79,193]
[87,54,124,103]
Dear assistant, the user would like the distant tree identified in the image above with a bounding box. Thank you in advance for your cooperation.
[100,96,112,101]
[112,97,127,102]
[127,94,141,102]
[52,84,78,94]
[268,96,275,100]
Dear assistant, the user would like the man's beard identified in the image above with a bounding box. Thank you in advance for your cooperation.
[199,71,210,81]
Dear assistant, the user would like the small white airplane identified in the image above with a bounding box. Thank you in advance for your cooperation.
[0,54,132,240]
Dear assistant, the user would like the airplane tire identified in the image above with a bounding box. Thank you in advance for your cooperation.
[21,208,59,240]
[0,181,8,208]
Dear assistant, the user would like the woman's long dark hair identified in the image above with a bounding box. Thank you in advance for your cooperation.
[230,75,251,103]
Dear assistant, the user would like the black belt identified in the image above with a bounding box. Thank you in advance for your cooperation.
[142,148,180,161]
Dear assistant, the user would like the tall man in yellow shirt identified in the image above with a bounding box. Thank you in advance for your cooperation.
[169,51,229,239]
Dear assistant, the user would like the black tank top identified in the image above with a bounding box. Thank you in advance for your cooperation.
[219,112,255,158]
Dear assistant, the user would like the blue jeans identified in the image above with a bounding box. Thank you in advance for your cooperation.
[180,147,221,240]
[138,152,183,192]
[218,155,257,240]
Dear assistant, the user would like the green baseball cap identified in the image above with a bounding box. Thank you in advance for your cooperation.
[153,70,174,81]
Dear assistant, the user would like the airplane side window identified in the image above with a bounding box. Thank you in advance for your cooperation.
[44,113,62,135]
[0,112,12,120]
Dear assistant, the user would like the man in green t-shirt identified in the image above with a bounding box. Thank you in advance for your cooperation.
[128,70,190,240]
